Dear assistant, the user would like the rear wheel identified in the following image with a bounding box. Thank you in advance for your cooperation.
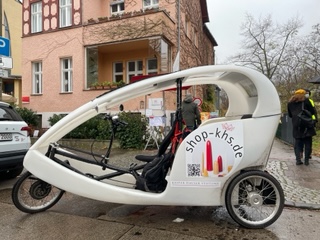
[225,170,284,229]
[12,171,64,213]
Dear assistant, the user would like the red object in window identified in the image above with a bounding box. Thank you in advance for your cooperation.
[22,96,30,103]
[130,74,158,83]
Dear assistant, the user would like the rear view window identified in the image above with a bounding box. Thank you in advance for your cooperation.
[0,105,23,121]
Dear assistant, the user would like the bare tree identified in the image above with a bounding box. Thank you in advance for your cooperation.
[301,24,320,76]
[226,14,320,111]
[230,14,302,81]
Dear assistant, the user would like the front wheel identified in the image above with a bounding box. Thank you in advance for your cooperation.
[12,171,65,213]
[225,170,284,229]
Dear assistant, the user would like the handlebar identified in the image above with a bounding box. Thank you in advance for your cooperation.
[103,114,128,126]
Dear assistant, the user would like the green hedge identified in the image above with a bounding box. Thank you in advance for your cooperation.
[48,112,147,149]
[117,112,147,149]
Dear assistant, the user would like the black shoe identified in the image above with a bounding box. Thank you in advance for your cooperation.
[296,161,303,165]
[305,161,309,166]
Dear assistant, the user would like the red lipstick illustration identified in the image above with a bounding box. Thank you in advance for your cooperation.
[206,140,213,171]
[217,155,223,172]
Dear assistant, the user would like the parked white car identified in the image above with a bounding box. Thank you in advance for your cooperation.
[0,102,31,179]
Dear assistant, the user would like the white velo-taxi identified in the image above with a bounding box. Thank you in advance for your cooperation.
[12,65,284,229]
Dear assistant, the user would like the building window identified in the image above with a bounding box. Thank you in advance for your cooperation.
[61,58,72,92]
[185,17,191,38]
[4,14,10,40]
[59,0,72,28]
[113,62,123,82]
[143,0,159,8]
[31,2,42,33]
[147,58,158,75]
[111,1,124,15]
[32,62,42,94]
[86,47,98,88]
[127,60,143,83]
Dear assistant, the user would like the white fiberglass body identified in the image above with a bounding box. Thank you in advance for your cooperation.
[23,65,281,206]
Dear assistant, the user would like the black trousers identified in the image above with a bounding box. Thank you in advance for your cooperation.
[294,137,312,162]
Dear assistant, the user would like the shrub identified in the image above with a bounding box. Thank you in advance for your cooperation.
[48,114,111,139]
[48,114,65,126]
[117,112,147,149]
[47,112,147,149]
[15,106,39,127]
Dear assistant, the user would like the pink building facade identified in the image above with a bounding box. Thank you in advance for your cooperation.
[22,0,217,128]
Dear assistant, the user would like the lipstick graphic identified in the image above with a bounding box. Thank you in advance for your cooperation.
[206,140,213,171]
[202,151,208,177]
[217,155,223,172]
[213,160,219,174]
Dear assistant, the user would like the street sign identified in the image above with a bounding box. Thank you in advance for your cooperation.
[0,56,13,69]
[0,37,10,57]
[193,97,202,106]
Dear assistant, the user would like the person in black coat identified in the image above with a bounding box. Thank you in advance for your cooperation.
[287,89,317,165]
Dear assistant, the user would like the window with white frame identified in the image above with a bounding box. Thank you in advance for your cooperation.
[86,47,98,88]
[59,0,72,28]
[32,62,42,94]
[110,0,124,15]
[147,58,158,75]
[143,0,159,8]
[31,2,42,33]
[113,62,123,82]
[127,60,143,83]
[61,58,73,92]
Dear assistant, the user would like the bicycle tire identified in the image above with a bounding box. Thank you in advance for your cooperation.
[225,170,284,229]
[12,171,65,213]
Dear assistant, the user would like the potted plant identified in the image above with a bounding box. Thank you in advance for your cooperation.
[101,81,112,89]
[96,83,103,90]
[89,82,98,89]
[87,18,96,24]
[98,16,108,22]
[114,80,125,88]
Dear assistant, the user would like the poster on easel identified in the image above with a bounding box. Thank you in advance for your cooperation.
[149,116,164,126]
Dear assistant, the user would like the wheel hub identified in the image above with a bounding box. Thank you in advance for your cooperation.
[247,192,263,206]
[29,181,52,200]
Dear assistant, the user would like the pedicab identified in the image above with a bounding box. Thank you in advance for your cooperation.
[12,65,284,229]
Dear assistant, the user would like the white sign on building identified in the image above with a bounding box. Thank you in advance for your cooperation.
[0,56,13,69]
[148,98,163,110]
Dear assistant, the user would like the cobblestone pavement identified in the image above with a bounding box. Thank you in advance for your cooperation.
[267,138,320,209]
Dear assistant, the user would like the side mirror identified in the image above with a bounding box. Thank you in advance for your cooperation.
[119,104,124,111]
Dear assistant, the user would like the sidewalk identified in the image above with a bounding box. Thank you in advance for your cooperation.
[268,138,320,209]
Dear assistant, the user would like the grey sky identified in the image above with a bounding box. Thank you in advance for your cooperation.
[206,0,320,64]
